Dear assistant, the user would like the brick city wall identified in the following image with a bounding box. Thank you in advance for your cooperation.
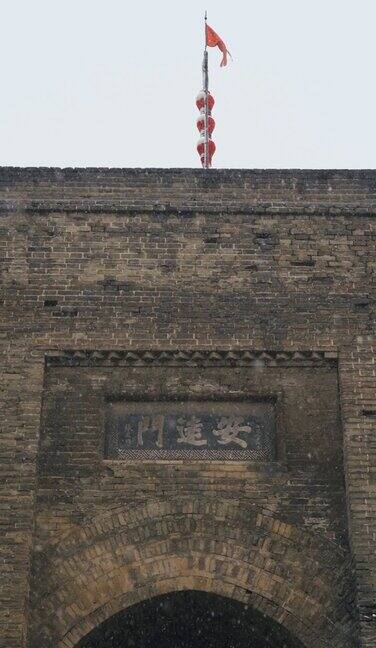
[0,168,375,647]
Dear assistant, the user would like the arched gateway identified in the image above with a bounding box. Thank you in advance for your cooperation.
[29,499,354,648]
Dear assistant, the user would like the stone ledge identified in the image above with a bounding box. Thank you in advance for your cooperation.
[2,199,376,215]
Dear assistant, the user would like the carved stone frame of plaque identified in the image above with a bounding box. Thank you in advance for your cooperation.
[104,398,278,462]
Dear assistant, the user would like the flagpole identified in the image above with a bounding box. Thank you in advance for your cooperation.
[203,11,209,169]
[197,14,227,168]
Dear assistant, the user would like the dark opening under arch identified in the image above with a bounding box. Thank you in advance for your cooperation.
[76,590,304,648]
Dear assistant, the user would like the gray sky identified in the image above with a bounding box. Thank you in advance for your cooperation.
[1,0,376,168]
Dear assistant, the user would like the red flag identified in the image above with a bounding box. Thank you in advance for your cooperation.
[206,24,230,67]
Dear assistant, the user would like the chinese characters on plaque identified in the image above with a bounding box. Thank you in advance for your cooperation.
[105,401,276,461]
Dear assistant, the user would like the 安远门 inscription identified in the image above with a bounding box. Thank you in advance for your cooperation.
[105,401,276,461]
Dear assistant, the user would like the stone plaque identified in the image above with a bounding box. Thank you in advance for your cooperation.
[105,401,276,460]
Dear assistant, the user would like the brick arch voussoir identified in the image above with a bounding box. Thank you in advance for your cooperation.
[34,496,347,576]
[39,497,258,558]
[33,538,334,625]
[34,525,340,614]
[31,508,344,616]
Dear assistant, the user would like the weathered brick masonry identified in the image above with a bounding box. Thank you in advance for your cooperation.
[0,168,375,647]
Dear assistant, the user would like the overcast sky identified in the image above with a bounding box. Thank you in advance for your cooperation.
[1,0,376,169]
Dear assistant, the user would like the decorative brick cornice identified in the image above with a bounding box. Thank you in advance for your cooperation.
[45,349,337,368]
